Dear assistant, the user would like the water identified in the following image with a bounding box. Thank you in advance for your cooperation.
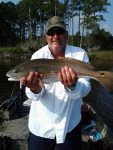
[0,59,22,103]
[0,58,113,133]
[84,58,113,135]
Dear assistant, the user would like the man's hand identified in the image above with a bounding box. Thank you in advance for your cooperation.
[20,72,43,94]
[58,66,78,88]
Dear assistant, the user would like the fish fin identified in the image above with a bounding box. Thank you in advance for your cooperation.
[58,57,94,70]
[57,57,77,60]
[57,56,65,59]
[97,71,113,92]
[57,57,72,60]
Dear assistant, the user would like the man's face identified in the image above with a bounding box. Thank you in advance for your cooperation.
[46,27,68,53]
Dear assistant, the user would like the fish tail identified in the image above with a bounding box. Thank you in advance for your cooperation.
[96,71,113,92]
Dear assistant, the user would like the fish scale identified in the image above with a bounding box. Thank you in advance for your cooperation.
[6,58,113,91]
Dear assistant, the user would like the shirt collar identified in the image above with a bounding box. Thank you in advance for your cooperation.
[47,45,72,59]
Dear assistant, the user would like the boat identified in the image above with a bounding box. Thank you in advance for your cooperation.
[81,103,113,150]
[0,81,113,150]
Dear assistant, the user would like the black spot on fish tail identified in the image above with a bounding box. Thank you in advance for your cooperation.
[100,72,107,78]
[97,71,113,92]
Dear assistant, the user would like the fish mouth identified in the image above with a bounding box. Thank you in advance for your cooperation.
[6,74,19,81]
[6,72,11,77]
[6,72,17,80]
[8,77,19,81]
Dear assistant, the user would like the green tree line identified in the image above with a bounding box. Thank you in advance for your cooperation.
[0,0,113,51]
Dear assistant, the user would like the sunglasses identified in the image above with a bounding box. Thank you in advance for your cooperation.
[47,28,65,36]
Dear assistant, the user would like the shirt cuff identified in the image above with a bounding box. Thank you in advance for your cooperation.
[64,78,91,99]
[64,84,81,99]
[25,87,45,101]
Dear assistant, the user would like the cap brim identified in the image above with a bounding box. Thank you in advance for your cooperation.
[46,25,66,33]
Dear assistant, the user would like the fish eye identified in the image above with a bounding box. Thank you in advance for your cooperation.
[12,69,19,73]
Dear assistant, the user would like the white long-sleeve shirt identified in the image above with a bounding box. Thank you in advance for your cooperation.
[26,45,91,143]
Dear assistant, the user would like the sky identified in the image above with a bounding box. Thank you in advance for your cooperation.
[0,0,113,35]
[100,0,113,35]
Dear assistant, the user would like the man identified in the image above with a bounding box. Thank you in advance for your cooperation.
[21,16,91,150]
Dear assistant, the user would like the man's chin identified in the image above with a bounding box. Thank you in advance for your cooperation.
[52,43,62,49]
[53,46,63,51]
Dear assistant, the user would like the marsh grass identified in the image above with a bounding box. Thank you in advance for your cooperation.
[0,47,113,60]
[0,47,21,53]
[88,51,113,60]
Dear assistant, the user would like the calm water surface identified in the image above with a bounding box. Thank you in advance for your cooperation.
[0,58,113,133]
[0,59,22,102]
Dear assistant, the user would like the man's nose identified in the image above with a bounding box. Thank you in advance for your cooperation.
[53,33,60,37]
